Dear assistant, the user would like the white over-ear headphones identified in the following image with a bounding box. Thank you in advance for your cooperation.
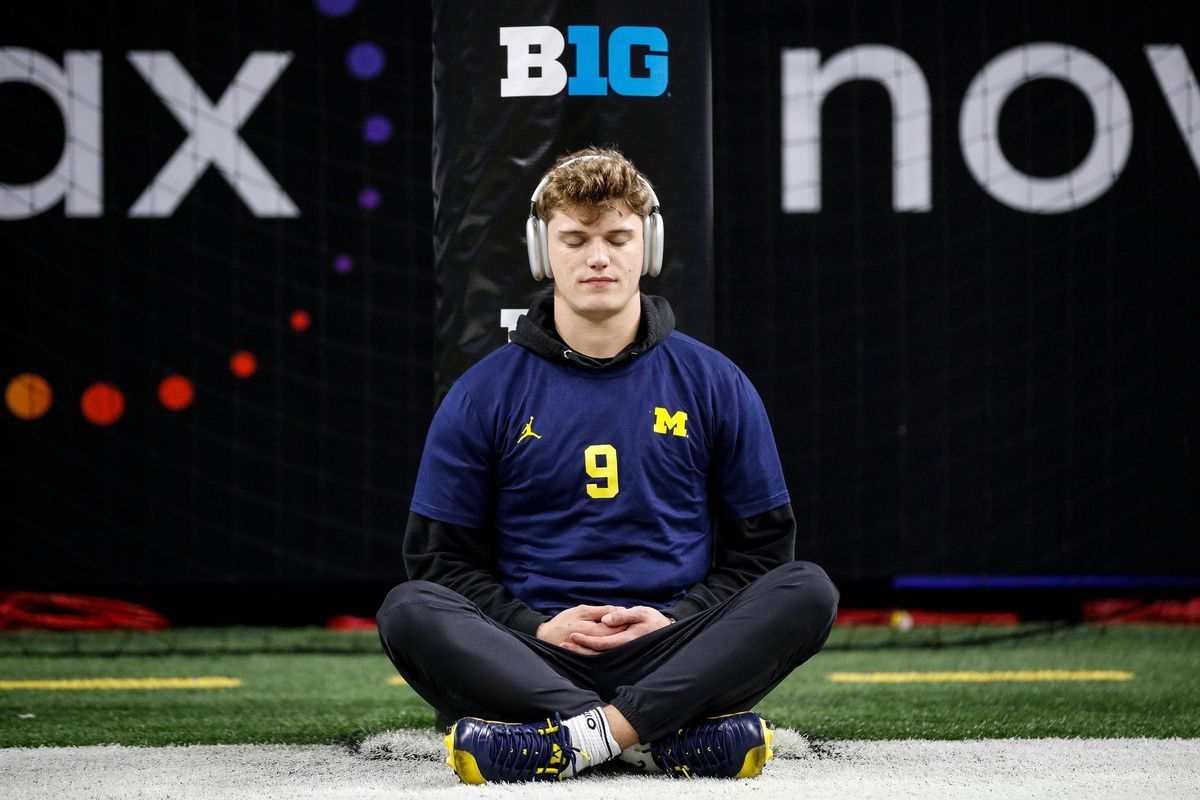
[525,155,664,281]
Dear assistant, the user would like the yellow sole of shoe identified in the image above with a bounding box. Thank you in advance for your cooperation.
[444,723,487,785]
[733,717,775,779]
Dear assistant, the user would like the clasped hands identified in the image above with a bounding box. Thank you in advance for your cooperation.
[536,604,673,655]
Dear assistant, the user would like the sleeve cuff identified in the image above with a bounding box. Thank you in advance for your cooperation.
[507,606,550,637]
[662,595,705,622]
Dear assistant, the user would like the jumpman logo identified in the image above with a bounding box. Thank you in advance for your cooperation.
[517,416,542,443]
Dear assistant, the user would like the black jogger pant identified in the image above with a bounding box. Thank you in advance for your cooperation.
[376,561,838,743]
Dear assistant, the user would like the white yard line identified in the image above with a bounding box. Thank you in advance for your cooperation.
[1,730,1198,800]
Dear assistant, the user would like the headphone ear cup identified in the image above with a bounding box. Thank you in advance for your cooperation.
[538,219,552,279]
[526,216,549,281]
[643,211,665,277]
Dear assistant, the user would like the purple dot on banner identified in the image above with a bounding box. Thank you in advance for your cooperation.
[358,187,381,210]
[334,254,353,273]
[315,0,356,17]
[347,43,385,80]
[364,115,393,144]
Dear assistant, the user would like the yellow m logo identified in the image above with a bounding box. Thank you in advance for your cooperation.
[653,407,688,438]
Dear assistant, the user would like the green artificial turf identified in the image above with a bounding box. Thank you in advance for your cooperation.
[761,625,1200,740]
[1,625,1197,747]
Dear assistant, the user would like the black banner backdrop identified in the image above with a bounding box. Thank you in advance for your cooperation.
[1,1,434,620]
[712,0,1199,585]
[0,1,1195,623]
[431,0,713,398]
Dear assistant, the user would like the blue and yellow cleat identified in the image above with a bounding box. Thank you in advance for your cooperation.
[444,714,578,784]
[649,711,775,778]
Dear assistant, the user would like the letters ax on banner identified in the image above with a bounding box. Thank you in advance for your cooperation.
[0,49,298,219]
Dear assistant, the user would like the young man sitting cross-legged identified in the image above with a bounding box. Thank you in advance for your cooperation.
[377,147,839,783]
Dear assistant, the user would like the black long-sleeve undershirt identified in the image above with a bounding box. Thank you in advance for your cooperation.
[402,503,797,636]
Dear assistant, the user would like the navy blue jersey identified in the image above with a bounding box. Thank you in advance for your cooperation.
[410,331,789,615]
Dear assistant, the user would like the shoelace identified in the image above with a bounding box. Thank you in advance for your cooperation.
[488,714,579,781]
[654,722,735,775]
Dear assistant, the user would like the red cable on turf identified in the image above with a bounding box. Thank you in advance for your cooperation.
[0,592,169,631]
[1083,598,1200,625]
[836,609,1020,627]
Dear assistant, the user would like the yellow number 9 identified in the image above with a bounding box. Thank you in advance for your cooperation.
[584,444,619,499]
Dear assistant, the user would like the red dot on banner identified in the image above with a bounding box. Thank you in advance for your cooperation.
[158,375,195,411]
[289,309,311,332]
[230,351,258,379]
[6,373,53,420]
[81,382,125,426]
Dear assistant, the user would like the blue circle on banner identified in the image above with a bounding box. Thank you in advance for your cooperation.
[347,43,385,80]
[358,187,381,211]
[315,0,357,18]
[364,115,393,144]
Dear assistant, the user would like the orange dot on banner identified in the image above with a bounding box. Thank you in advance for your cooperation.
[289,309,311,332]
[158,375,195,411]
[81,382,125,426]
[5,373,53,420]
[230,351,257,378]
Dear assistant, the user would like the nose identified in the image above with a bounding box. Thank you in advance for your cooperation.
[585,239,610,268]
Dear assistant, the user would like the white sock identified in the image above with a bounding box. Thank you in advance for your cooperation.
[561,707,621,776]
[618,742,663,772]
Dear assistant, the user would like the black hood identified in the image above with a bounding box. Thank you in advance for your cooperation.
[510,293,676,369]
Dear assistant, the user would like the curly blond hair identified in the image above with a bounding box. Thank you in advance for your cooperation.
[534,146,655,224]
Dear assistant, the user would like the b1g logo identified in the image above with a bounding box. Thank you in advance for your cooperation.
[500,26,668,97]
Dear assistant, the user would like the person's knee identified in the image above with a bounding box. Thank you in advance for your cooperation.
[376,580,452,640]
[764,561,839,631]
[794,561,839,624]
